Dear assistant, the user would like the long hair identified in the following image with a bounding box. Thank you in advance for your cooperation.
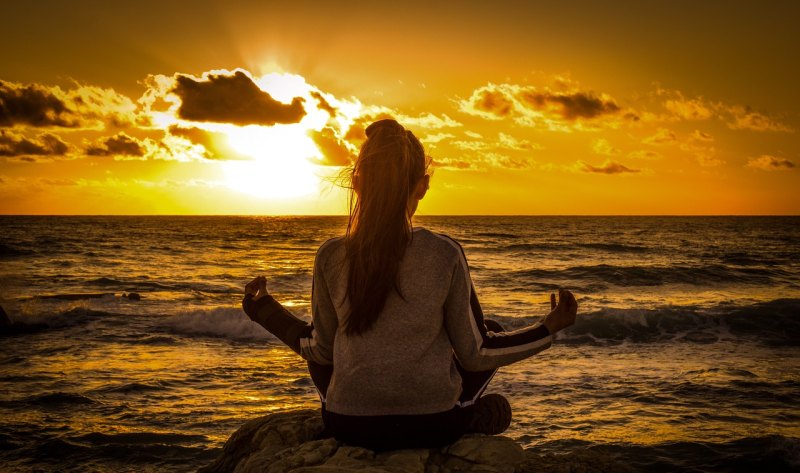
[343,118,429,335]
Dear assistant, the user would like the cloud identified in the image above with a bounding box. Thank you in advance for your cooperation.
[578,159,640,174]
[627,149,662,160]
[451,132,539,153]
[422,132,454,145]
[689,130,714,142]
[497,132,540,151]
[86,133,146,157]
[0,80,138,129]
[308,126,354,166]
[459,81,627,130]
[643,128,677,145]
[431,156,478,171]
[746,155,796,171]
[167,125,251,160]
[171,70,306,126]
[452,140,488,151]
[394,112,462,129]
[726,105,794,132]
[592,138,621,156]
[663,95,714,120]
[0,130,69,157]
[656,87,793,132]
[0,80,76,127]
[459,85,515,119]
[518,90,620,120]
[310,90,338,118]
[483,152,534,169]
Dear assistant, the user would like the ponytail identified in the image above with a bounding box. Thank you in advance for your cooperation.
[344,119,428,335]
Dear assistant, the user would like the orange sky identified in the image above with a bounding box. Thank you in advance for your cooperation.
[1,1,798,215]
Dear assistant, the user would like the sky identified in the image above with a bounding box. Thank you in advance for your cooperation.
[1,0,798,215]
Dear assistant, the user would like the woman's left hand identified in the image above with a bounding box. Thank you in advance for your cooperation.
[245,276,268,300]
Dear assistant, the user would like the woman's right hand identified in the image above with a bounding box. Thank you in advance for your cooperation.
[245,276,268,300]
[543,288,578,334]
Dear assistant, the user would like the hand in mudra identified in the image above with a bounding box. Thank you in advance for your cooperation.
[543,288,578,334]
[245,276,268,300]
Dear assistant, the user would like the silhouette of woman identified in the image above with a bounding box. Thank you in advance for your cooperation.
[243,118,577,450]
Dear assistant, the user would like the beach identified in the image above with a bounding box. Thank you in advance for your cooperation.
[1,215,798,472]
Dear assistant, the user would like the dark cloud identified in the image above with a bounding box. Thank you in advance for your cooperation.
[0,130,69,156]
[168,125,251,160]
[473,89,514,117]
[172,70,306,126]
[309,127,353,166]
[746,155,796,171]
[86,133,145,157]
[579,159,640,174]
[519,91,620,120]
[0,80,79,128]
[310,91,338,117]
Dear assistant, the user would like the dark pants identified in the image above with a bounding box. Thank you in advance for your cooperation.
[308,320,504,451]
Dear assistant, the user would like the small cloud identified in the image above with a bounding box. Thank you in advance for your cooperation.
[577,159,640,174]
[483,152,534,169]
[627,149,662,160]
[592,138,621,156]
[38,178,79,186]
[86,133,146,157]
[458,84,515,119]
[464,131,483,139]
[726,105,794,132]
[422,132,454,145]
[171,70,306,126]
[395,112,461,129]
[643,128,677,145]
[746,155,795,171]
[452,140,488,151]
[458,80,630,131]
[498,132,540,151]
[664,95,714,120]
[518,89,620,120]
[678,141,724,167]
[167,125,251,160]
[0,130,70,157]
[689,130,714,142]
[309,90,337,117]
[431,156,479,171]
[308,126,354,166]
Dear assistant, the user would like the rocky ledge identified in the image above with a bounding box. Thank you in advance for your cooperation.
[198,409,632,473]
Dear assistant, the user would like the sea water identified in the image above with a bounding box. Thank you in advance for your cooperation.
[0,216,798,472]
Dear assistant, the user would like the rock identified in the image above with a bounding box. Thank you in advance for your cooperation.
[0,306,10,327]
[0,305,48,337]
[125,292,142,301]
[198,409,527,473]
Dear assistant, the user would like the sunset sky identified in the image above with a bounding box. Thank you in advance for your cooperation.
[1,1,798,215]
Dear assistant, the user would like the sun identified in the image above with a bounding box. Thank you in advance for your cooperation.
[221,124,320,199]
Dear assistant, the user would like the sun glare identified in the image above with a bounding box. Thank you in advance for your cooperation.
[222,125,320,199]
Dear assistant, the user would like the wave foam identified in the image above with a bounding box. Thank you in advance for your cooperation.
[157,307,274,341]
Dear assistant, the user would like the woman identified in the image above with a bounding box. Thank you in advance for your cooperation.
[242,118,577,451]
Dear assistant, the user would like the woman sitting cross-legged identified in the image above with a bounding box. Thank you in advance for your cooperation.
[242,118,577,451]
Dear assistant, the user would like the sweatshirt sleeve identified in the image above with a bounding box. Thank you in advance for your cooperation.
[242,293,310,355]
[442,239,552,372]
[297,242,339,366]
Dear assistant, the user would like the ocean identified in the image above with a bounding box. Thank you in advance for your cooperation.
[0,216,798,472]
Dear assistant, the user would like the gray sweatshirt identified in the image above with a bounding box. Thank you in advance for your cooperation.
[299,228,552,416]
